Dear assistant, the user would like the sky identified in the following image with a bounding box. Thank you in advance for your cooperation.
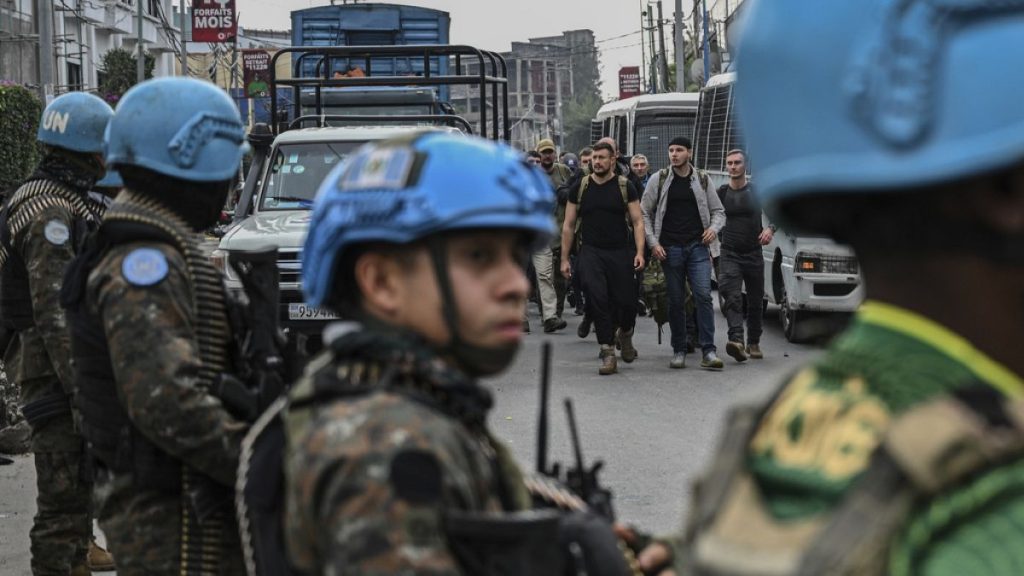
[229,0,701,101]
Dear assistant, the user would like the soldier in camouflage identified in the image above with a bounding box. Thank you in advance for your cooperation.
[0,92,114,575]
[60,78,250,575]
[625,2,1024,575]
[279,133,561,574]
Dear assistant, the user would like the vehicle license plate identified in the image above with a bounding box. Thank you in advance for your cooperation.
[288,303,340,320]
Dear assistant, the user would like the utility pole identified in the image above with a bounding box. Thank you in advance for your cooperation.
[702,0,710,84]
[646,8,657,92]
[673,0,684,91]
[656,1,669,93]
[36,0,56,101]
[639,1,646,93]
[136,0,145,82]
[180,0,188,76]
[554,65,563,149]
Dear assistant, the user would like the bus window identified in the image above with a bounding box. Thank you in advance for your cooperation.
[634,112,697,171]
[616,116,628,155]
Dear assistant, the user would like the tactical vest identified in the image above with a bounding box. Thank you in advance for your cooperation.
[0,179,104,330]
[682,385,1024,576]
[237,336,639,576]
[62,190,235,576]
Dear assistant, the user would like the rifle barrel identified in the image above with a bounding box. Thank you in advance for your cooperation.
[536,342,552,475]
[564,398,587,497]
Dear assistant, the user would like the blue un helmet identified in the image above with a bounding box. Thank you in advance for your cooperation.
[303,132,556,309]
[105,77,246,182]
[735,0,1024,214]
[37,92,113,154]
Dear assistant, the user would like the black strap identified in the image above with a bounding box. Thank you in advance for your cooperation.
[22,391,71,429]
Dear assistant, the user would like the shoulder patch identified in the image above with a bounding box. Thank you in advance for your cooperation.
[44,219,70,246]
[121,248,169,287]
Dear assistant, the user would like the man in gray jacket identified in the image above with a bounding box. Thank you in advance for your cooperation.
[641,137,726,370]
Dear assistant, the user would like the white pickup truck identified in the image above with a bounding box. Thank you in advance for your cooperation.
[762,226,864,343]
[212,124,462,354]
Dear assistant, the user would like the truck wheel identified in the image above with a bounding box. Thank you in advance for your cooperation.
[779,284,809,343]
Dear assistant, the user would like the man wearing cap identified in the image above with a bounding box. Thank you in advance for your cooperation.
[640,136,725,371]
[626,1,1024,574]
[534,138,573,332]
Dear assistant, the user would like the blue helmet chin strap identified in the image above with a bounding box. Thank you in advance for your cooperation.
[426,236,520,379]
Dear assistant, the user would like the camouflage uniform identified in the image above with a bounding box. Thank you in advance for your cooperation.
[0,157,104,574]
[284,327,531,574]
[78,191,248,575]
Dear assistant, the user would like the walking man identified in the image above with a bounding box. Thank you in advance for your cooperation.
[640,137,725,370]
[718,149,773,362]
[631,154,651,188]
[534,138,573,331]
[561,141,645,375]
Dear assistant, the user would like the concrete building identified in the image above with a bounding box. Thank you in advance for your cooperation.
[449,29,597,153]
[1,0,180,98]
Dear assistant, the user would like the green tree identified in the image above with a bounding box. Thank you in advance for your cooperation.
[0,83,43,194]
[98,47,155,105]
[562,93,603,154]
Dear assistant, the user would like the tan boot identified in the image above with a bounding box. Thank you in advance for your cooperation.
[618,328,638,363]
[599,345,618,375]
[87,539,115,572]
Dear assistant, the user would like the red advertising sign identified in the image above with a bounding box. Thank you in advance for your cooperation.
[191,0,236,43]
[242,50,271,97]
[618,66,642,100]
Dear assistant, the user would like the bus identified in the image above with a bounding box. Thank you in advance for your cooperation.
[591,92,700,171]
[694,72,864,342]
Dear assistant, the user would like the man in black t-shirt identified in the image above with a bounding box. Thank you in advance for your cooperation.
[718,149,775,362]
[640,137,726,370]
[561,142,646,375]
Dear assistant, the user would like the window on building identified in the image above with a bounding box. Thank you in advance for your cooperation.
[66,62,82,91]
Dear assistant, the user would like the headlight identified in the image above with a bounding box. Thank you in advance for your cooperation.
[210,249,238,282]
[794,253,821,273]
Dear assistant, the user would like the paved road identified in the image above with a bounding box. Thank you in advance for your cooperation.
[0,297,829,574]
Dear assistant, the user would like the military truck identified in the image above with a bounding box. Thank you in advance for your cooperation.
[215,44,511,356]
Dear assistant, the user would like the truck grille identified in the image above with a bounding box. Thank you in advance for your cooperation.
[277,250,303,284]
[819,255,859,275]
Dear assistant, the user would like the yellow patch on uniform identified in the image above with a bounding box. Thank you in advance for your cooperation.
[750,368,891,481]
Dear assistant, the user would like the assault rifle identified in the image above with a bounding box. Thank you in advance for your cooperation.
[535,342,616,521]
[214,247,293,422]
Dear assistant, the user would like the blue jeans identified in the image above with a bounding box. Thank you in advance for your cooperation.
[664,243,716,354]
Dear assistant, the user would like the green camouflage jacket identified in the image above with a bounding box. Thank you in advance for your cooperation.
[284,327,530,575]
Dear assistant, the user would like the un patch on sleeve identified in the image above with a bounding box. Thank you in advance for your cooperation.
[121,248,169,287]
[339,147,415,191]
[44,220,70,246]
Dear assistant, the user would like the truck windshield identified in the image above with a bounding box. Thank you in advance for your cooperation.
[260,141,361,210]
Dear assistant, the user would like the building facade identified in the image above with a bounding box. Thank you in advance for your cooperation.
[449,29,598,153]
[1,0,180,99]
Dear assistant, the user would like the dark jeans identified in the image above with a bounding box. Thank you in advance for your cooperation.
[664,243,716,354]
[577,245,637,346]
[719,248,764,344]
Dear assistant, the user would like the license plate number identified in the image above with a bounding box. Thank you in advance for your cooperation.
[288,303,340,320]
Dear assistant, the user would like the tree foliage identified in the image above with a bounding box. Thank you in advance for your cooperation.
[562,92,603,154]
[98,47,155,105]
[0,83,42,194]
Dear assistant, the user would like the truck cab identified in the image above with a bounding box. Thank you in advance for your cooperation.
[213,125,462,353]
[215,43,510,357]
